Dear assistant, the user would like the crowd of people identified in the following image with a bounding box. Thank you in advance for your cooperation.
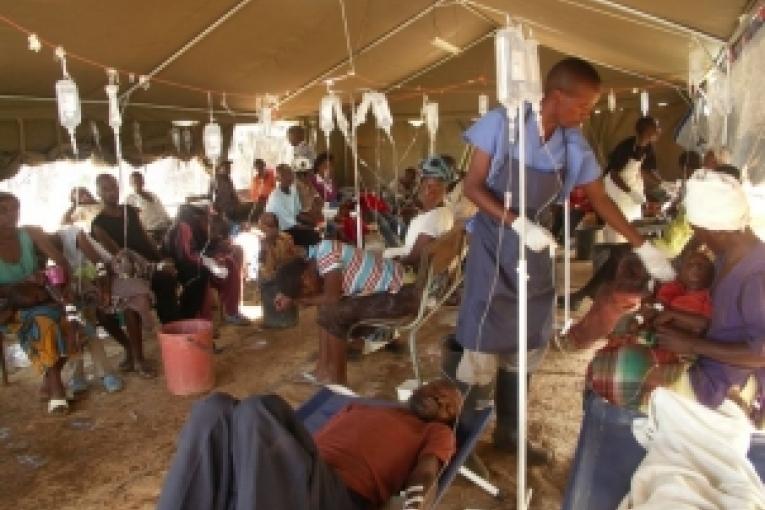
[1,56,763,509]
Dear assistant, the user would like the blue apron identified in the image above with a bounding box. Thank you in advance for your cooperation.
[456,116,567,354]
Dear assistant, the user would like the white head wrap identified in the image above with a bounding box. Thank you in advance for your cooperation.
[684,169,750,231]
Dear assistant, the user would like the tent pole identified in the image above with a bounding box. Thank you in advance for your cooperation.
[0,95,260,118]
[119,0,254,101]
[350,95,363,249]
[516,99,530,510]
[585,0,725,44]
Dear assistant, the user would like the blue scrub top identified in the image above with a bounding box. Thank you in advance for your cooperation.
[464,106,601,200]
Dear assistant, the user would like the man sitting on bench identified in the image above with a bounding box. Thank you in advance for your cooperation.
[157,379,460,510]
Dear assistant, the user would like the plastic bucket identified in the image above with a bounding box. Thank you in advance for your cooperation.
[158,319,215,396]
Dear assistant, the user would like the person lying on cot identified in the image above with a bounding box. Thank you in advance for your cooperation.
[157,379,460,510]
[273,240,418,385]
[569,170,765,422]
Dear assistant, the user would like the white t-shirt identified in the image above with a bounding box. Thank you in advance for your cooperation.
[57,225,111,270]
[265,185,302,230]
[383,206,454,259]
[126,192,171,231]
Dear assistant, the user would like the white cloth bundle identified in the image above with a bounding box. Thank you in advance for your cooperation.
[619,388,765,510]
[685,169,751,231]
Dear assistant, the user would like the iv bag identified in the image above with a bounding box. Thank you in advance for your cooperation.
[170,127,181,153]
[371,93,393,138]
[495,26,526,109]
[319,95,336,137]
[640,90,650,116]
[260,107,272,136]
[478,94,489,116]
[424,102,439,138]
[104,83,122,130]
[524,37,543,104]
[608,89,616,112]
[354,92,373,128]
[203,122,223,163]
[55,78,81,131]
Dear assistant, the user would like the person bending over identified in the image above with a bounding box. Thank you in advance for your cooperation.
[157,379,459,510]
[274,240,418,385]
[602,116,661,243]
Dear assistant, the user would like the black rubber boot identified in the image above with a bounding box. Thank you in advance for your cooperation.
[494,369,554,466]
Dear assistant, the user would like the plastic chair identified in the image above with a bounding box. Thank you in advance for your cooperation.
[347,222,467,382]
[295,385,502,506]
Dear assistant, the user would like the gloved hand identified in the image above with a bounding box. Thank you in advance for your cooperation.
[628,189,646,205]
[201,255,229,279]
[511,216,557,252]
[634,242,676,281]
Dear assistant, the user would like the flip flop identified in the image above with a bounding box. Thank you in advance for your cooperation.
[292,371,325,387]
[47,398,69,415]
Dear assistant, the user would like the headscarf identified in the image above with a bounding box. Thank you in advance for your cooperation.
[684,169,750,231]
[419,155,455,183]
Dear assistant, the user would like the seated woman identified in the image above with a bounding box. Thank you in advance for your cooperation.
[164,205,247,325]
[273,240,418,385]
[61,186,102,226]
[52,225,125,393]
[207,213,248,325]
[568,170,765,424]
[0,192,80,414]
[383,156,455,267]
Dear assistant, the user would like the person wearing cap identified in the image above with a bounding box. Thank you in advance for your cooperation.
[383,156,456,266]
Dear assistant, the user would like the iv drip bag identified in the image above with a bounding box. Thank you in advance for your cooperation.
[203,122,223,163]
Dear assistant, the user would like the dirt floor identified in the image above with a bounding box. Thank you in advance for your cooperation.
[0,257,597,510]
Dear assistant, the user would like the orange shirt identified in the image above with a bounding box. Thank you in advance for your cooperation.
[251,170,276,201]
[314,404,455,505]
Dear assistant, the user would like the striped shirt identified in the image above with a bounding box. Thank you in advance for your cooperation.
[308,240,403,297]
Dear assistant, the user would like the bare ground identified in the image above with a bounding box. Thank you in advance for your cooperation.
[0,259,595,510]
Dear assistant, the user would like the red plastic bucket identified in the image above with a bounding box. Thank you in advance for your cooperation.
[158,319,215,396]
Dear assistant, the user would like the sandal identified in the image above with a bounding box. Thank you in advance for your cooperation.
[293,371,327,387]
[47,398,69,415]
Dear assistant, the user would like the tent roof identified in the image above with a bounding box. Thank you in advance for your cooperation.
[0,0,749,122]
